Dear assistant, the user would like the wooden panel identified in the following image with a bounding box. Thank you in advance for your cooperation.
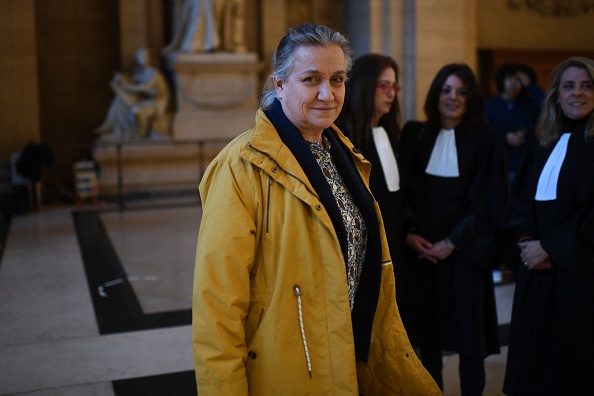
[0,0,40,164]
[35,0,120,199]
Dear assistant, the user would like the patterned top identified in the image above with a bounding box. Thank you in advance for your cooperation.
[307,135,368,311]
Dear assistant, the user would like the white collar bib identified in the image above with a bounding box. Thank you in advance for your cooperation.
[372,126,400,192]
[535,133,571,201]
[425,128,459,177]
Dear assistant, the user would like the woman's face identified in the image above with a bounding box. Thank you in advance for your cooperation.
[503,73,522,99]
[373,67,398,127]
[438,74,467,129]
[558,66,594,120]
[274,45,347,139]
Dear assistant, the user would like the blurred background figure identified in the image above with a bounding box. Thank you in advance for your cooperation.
[484,62,544,185]
[399,63,507,394]
[97,48,170,141]
[503,56,594,396]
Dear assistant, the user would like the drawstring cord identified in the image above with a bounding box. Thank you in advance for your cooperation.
[293,284,312,378]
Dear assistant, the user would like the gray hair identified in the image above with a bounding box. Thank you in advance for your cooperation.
[259,23,353,109]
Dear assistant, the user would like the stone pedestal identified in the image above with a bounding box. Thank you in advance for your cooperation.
[93,140,227,197]
[93,52,263,200]
[171,52,263,140]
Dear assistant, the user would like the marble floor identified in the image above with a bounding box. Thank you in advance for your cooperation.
[0,198,514,395]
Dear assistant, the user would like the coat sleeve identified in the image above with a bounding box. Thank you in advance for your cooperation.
[398,120,426,235]
[577,189,594,285]
[448,127,508,267]
[541,162,594,284]
[193,154,261,395]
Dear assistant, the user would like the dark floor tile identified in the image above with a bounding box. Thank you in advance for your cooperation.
[72,210,190,334]
[113,370,197,396]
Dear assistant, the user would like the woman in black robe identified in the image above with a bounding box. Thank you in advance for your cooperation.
[399,63,506,394]
[503,57,594,396]
[336,53,425,352]
[335,54,404,264]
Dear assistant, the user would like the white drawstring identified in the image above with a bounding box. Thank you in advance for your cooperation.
[293,284,312,378]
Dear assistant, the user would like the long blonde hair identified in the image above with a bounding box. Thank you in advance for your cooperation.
[538,56,594,147]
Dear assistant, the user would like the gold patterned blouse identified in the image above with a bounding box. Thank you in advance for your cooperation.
[306,135,368,311]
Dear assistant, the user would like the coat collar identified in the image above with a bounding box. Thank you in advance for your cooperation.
[245,102,371,182]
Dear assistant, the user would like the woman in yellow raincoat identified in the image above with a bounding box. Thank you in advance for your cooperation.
[193,23,440,396]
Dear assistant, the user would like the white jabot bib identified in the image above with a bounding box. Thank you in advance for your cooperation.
[425,128,459,177]
[372,126,400,192]
[535,133,571,201]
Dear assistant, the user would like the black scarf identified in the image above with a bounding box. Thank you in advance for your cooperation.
[264,99,382,361]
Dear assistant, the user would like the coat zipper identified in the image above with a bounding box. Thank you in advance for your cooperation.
[293,284,312,378]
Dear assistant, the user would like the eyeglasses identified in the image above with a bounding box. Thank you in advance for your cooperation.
[376,81,401,95]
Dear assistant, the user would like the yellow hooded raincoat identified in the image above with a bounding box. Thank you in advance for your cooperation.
[193,109,441,395]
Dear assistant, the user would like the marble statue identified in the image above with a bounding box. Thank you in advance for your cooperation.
[215,0,247,53]
[162,0,247,55]
[97,48,170,141]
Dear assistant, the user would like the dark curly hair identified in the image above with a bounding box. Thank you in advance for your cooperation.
[494,62,536,100]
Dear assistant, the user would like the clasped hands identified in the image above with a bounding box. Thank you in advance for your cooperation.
[405,233,454,264]
[518,240,552,270]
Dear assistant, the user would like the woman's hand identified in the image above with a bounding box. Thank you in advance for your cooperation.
[423,239,455,262]
[506,131,526,147]
[518,240,552,270]
[405,234,455,263]
[405,233,438,262]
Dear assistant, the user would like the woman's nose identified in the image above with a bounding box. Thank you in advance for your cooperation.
[318,81,333,100]
[573,85,584,96]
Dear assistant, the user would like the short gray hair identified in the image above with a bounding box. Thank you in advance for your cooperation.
[259,23,353,109]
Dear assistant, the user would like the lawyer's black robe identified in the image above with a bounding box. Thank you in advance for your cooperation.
[503,125,594,396]
[398,120,505,358]
[334,119,410,340]
[337,129,405,265]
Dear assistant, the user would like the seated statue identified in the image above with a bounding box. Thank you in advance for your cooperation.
[97,48,170,141]
[162,0,246,55]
